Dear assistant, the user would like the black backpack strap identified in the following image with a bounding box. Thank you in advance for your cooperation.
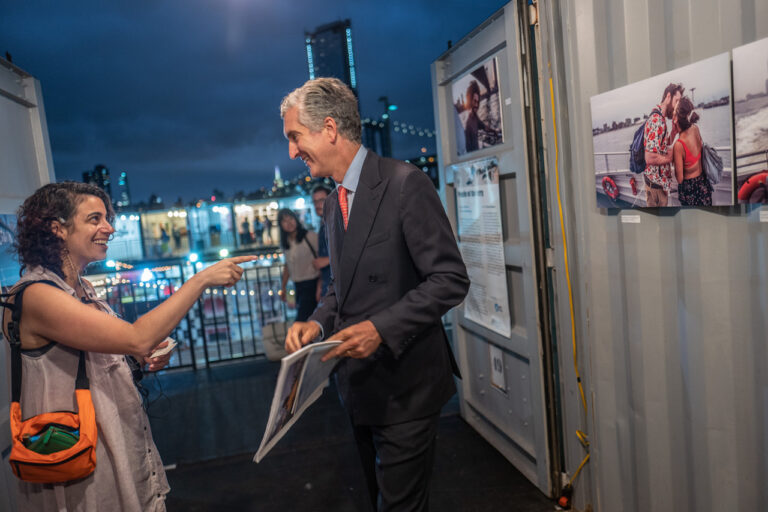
[644,108,663,129]
[303,236,318,258]
[0,280,88,402]
[74,350,89,390]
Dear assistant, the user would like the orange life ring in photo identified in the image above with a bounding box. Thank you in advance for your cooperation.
[602,176,620,200]
[737,170,768,202]
[629,176,638,196]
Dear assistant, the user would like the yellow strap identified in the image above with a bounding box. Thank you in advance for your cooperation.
[550,75,590,487]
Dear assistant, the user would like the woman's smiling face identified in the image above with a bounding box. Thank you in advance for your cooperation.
[59,195,115,269]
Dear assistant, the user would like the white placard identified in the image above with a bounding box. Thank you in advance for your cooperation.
[621,215,641,224]
[453,157,512,338]
[489,345,506,393]
[760,210,768,223]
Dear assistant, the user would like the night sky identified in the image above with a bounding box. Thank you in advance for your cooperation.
[2,0,506,203]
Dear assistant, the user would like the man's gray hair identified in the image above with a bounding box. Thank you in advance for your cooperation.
[280,78,362,144]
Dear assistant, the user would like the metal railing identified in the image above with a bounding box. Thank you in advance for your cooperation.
[88,259,295,370]
[594,146,733,175]
[734,149,768,177]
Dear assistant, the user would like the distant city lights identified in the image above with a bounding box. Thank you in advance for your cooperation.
[140,268,154,282]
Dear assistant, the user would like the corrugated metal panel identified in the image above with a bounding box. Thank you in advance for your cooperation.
[432,2,558,495]
[541,0,768,510]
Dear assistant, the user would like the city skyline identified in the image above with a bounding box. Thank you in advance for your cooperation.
[1,0,505,202]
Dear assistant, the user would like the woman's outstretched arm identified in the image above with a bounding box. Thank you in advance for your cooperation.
[18,255,256,358]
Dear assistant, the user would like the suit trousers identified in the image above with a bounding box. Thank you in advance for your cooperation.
[352,413,440,512]
[293,278,318,322]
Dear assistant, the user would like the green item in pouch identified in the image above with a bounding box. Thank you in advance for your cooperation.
[23,425,80,454]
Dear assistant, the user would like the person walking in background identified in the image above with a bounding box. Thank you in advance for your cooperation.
[2,182,254,511]
[263,216,273,245]
[240,217,252,245]
[277,208,320,322]
[254,216,264,246]
[673,96,712,206]
[159,225,171,256]
[643,83,684,206]
[310,184,332,300]
[281,78,469,511]
[171,225,181,250]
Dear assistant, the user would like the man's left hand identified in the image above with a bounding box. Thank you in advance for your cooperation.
[322,320,382,362]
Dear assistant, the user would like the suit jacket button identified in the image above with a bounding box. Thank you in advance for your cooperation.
[368,275,377,282]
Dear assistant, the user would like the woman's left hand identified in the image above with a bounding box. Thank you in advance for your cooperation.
[143,340,173,371]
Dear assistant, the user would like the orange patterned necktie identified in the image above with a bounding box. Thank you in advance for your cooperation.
[338,186,349,230]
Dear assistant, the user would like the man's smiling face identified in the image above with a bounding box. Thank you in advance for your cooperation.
[283,106,333,178]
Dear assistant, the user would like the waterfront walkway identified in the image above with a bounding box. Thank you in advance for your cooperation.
[143,357,554,512]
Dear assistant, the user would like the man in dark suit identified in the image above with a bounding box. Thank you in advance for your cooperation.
[281,78,469,512]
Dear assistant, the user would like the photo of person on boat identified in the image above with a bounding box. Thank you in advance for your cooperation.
[733,37,768,204]
[590,52,733,208]
[452,55,504,156]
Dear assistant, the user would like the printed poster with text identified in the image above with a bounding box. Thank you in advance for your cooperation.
[453,157,511,337]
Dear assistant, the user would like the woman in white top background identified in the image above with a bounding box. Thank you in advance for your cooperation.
[277,208,320,322]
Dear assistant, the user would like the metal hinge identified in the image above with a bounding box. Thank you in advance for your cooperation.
[528,0,539,26]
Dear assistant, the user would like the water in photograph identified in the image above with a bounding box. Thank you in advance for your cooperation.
[734,96,768,162]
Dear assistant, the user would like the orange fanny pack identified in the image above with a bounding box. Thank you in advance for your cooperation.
[2,281,98,483]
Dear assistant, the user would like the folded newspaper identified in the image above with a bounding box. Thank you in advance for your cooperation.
[254,340,341,463]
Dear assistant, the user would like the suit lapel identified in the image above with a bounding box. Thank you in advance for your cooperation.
[338,153,388,307]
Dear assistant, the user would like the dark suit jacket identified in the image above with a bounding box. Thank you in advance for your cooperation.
[310,151,469,426]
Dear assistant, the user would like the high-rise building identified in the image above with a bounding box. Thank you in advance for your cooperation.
[273,165,284,188]
[116,170,131,208]
[305,19,358,97]
[82,164,112,199]
[82,164,131,208]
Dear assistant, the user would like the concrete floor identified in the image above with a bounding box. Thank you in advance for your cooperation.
[142,357,555,512]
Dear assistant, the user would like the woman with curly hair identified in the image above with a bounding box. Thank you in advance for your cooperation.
[673,96,712,206]
[2,182,254,511]
[277,208,320,322]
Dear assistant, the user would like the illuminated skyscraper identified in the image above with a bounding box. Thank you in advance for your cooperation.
[82,164,131,208]
[82,164,112,199]
[116,170,131,208]
[305,19,358,97]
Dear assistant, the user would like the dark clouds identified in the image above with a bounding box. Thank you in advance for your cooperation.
[2,0,505,202]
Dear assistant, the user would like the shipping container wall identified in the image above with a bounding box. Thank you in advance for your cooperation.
[0,60,54,512]
[542,1,768,510]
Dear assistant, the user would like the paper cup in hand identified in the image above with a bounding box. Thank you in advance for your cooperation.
[150,339,177,358]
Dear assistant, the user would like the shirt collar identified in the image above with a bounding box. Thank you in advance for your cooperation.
[338,146,367,193]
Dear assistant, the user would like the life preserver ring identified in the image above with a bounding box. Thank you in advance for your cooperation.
[629,177,638,196]
[602,176,620,200]
[738,170,768,202]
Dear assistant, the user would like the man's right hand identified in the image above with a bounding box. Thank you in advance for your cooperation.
[644,150,673,166]
[285,321,321,353]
